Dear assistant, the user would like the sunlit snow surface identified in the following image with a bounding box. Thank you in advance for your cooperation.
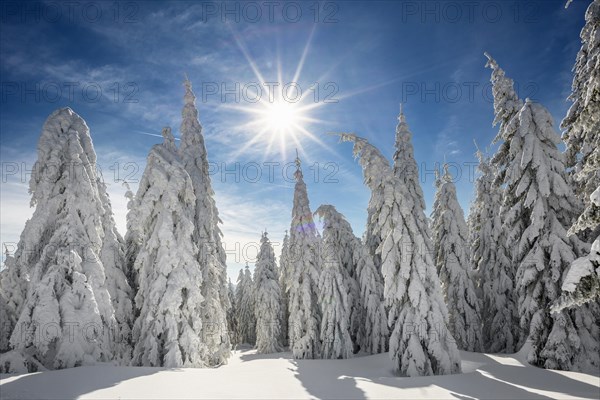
[1,349,598,399]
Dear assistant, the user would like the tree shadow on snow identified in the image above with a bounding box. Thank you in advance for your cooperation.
[0,365,161,400]
[239,351,291,362]
[455,352,600,399]
[369,351,599,400]
[290,358,368,400]
[286,351,599,400]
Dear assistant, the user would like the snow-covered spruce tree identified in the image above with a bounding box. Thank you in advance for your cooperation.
[556,0,600,308]
[227,279,237,348]
[0,250,19,352]
[315,205,356,359]
[7,108,121,369]
[253,232,282,354]
[287,154,322,359]
[97,178,134,363]
[235,264,256,346]
[316,205,362,351]
[494,94,599,370]
[362,106,431,273]
[466,169,482,301]
[339,133,460,376]
[392,105,434,262]
[244,266,256,346]
[485,53,526,352]
[354,239,388,354]
[123,182,140,293]
[130,127,209,367]
[233,269,245,346]
[314,204,386,355]
[432,165,483,352]
[554,188,600,311]
[393,104,427,213]
[468,150,517,353]
[279,231,290,347]
[562,0,600,238]
[179,78,230,365]
[0,295,13,353]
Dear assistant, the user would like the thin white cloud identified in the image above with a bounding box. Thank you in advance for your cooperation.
[435,115,463,160]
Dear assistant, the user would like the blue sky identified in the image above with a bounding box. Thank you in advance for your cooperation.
[0,0,590,278]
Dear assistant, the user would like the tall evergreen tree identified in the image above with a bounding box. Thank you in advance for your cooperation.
[235,264,256,346]
[179,78,230,365]
[130,127,209,367]
[485,53,527,352]
[0,250,20,353]
[487,53,599,370]
[6,108,121,369]
[339,133,461,377]
[432,165,483,352]
[227,279,237,349]
[124,182,140,293]
[557,0,600,308]
[288,153,321,359]
[354,240,388,355]
[469,149,517,352]
[279,231,290,347]
[97,178,134,363]
[253,232,282,354]
[233,269,245,346]
[393,104,427,212]
[0,250,18,349]
[554,189,600,310]
[314,204,387,355]
[364,106,431,273]
[562,0,600,239]
[315,205,357,359]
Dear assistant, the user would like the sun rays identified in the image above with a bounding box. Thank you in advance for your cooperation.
[223,25,336,161]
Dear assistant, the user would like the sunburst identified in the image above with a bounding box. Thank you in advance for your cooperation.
[223,26,334,160]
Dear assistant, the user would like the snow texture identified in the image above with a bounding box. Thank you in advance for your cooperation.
[5,348,598,399]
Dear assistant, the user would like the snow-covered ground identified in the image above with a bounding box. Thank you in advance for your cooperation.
[1,348,598,399]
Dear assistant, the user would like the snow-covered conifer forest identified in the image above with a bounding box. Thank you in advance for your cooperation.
[0,0,599,399]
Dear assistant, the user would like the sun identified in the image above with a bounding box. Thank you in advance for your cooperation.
[263,101,302,135]
[230,92,322,158]
[224,26,338,159]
